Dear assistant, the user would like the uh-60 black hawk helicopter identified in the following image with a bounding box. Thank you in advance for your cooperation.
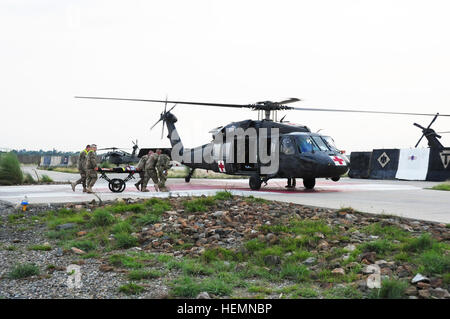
[97,140,139,166]
[76,96,450,190]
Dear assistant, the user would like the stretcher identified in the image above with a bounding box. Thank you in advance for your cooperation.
[96,166,141,193]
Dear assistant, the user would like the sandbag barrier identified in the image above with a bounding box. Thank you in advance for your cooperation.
[349,148,450,181]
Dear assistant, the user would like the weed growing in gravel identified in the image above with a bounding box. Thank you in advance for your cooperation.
[403,233,435,252]
[417,250,450,274]
[128,269,163,280]
[111,221,134,234]
[244,196,269,204]
[213,191,233,200]
[65,239,97,251]
[323,286,363,299]
[118,282,145,295]
[363,222,409,241]
[28,244,51,251]
[360,239,396,255]
[8,263,40,279]
[430,183,450,191]
[170,275,232,297]
[90,209,116,227]
[114,233,138,249]
[369,279,408,299]
[109,254,143,269]
[183,197,216,212]
[40,175,53,183]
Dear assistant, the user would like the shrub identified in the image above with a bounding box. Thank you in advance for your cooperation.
[0,152,23,185]
[8,263,39,279]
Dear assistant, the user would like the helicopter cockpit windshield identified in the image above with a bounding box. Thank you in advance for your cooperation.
[293,135,319,153]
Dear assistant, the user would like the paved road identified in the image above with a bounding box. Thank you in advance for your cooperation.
[2,166,449,223]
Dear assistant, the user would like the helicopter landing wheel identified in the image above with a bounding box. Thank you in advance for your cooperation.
[249,175,262,190]
[185,176,191,183]
[109,179,126,193]
[331,176,340,182]
[303,178,316,190]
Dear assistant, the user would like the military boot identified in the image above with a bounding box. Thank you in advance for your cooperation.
[71,182,76,192]
[86,187,93,193]
[82,187,87,193]
[134,182,140,191]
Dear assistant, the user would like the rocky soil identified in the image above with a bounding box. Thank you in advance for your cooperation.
[0,195,449,299]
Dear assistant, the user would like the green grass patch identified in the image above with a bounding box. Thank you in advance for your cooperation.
[403,234,435,252]
[183,197,216,212]
[168,258,214,276]
[111,221,135,234]
[370,279,408,299]
[66,239,97,251]
[417,250,450,275]
[244,195,269,204]
[8,263,39,279]
[135,213,161,226]
[8,213,25,223]
[118,282,145,295]
[128,269,163,280]
[323,285,363,299]
[28,244,51,251]
[114,233,138,249]
[360,239,396,255]
[430,183,450,191]
[90,208,116,227]
[213,191,233,200]
[280,263,310,282]
[109,254,143,269]
[170,276,232,297]
[201,247,244,263]
[294,287,319,298]
[40,175,53,183]
[363,222,410,241]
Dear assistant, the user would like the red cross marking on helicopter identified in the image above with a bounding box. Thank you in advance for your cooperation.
[218,161,226,172]
[332,156,345,165]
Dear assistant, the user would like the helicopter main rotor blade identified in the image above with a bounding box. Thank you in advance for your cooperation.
[276,98,301,104]
[75,96,251,108]
[291,107,450,117]
[438,131,450,134]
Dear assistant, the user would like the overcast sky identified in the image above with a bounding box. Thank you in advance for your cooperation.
[1,0,449,154]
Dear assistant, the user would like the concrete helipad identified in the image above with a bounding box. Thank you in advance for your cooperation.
[1,168,449,223]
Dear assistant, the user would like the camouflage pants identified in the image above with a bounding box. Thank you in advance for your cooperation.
[75,171,87,189]
[142,169,158,189]
[86,169,97,189]
[157,168,168,188]
[135,171,145,188]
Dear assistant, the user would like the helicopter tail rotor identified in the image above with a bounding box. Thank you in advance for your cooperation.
[150,96,177,139]
[414,113,439,148]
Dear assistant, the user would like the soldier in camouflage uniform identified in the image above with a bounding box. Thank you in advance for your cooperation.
[85,144,98,193]
[134,150,152,191]
[71,145,90,192]
[141,151,159,192]
[156,149,171,192]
